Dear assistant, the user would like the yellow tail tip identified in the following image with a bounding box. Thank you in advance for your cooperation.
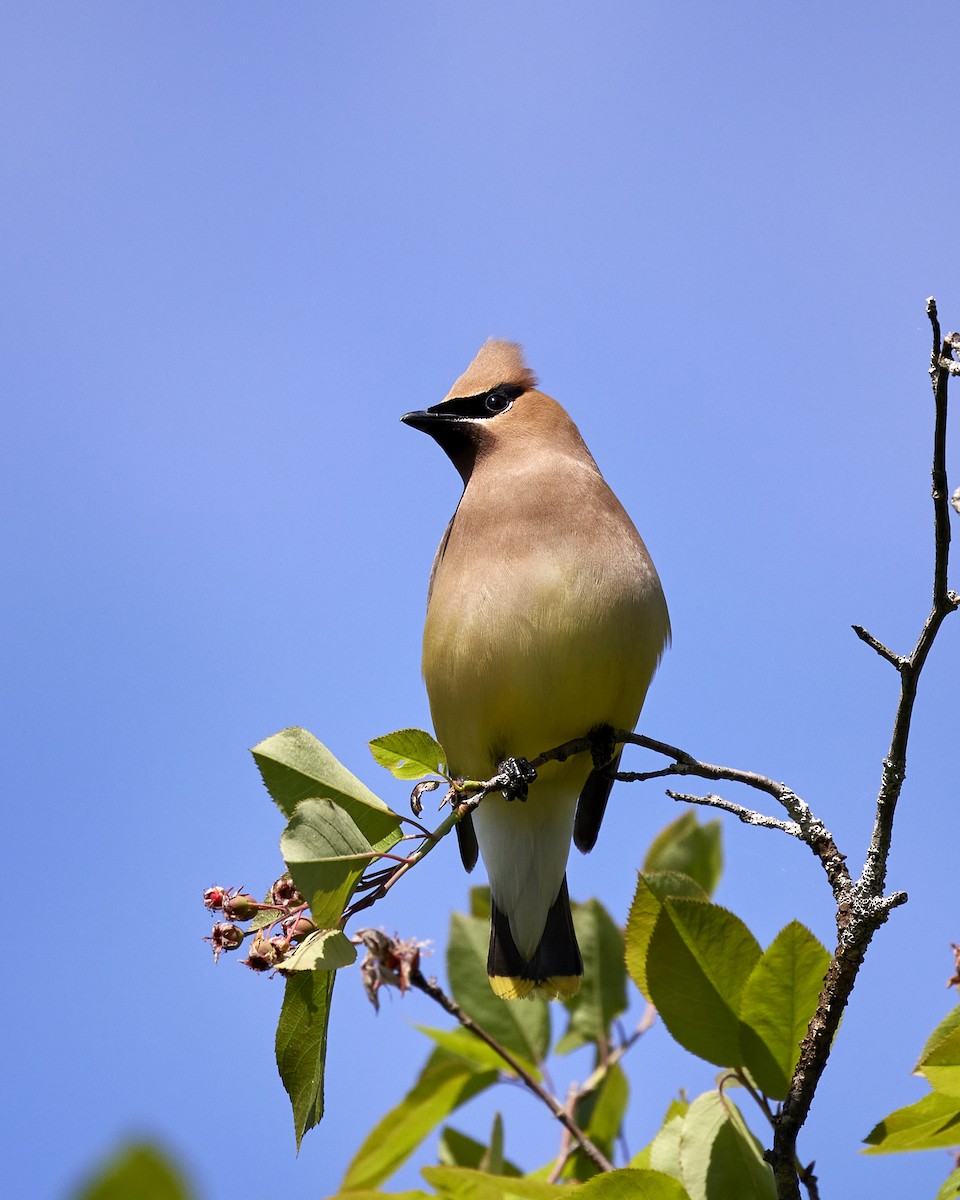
[489,974,581,1001]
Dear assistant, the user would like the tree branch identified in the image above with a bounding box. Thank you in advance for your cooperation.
[613,733,852,901]
[765,298,957,1198]
[665,789,802,837]
[408,966,614,1173]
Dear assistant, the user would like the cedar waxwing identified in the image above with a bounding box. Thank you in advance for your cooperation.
[402,340,669,1000]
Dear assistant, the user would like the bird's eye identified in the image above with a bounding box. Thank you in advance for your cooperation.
[484,389,514,414]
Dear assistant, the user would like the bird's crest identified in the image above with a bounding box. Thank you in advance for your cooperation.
[444,339,538,401]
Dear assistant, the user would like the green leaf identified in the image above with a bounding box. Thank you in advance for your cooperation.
[469,885,491,919]
[439,1127,491,1171]
[566,1063,630,1181]
[415,1025,511,1073]
[678,1091,775,1200]
[863,1089,960,1154]
[646,899,762,1069]
[643,812,723,897]
[919,1005,960,1065]
[278,928,357,973]
[369,727,448,779]
[247,891,285,932]
[575,1169,692,1200]
[252,727,400,851]
[280,797,374,928]
[487,1112,506,1176]
[936,1166,960,1200]
[447,911,550,1071]
[340,1050,497,1190]
[739,921,830,1100]
[625,872,709,999]
[917,1007,960,1097]
[641,1101,691,1179]
[438,1117,521,1177]
[71,1142,193,1200]
[558,899,627,1054]
[323,1191,432,1200]
[420,1166,566,1199]
[276,969,336,1148]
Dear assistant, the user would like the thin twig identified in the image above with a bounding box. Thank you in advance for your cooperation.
[850,624,904,668]
[613,733,852,901]
[409,966,614,1173]
[547,1086,580,1183]
[666,790,802,837]
[858,299,959,897]
[798,1161,821,1200]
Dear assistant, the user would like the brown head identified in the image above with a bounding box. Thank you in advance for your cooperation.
[401,339,594,483]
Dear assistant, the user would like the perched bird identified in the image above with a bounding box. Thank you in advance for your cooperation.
[402,340,669,1000]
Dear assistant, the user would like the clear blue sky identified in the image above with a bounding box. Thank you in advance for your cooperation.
[3,4,958,1198]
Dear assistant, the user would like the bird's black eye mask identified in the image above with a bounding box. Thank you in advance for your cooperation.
[428,383,525,420]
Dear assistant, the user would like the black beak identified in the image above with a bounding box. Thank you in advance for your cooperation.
[401,408,459,434]
[400,409,434,433]
[400,407,474,479]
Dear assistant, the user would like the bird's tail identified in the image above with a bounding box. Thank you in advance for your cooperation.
[487,875,582,1000]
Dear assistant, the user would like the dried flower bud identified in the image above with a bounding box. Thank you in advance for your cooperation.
[354,928,429,1008]
[241,932,277,972]
[271,875,303,908]
[270,936,291,959]
[410,778,441,816]
[948,943,960,990]
[207,922,245,962]
[203,886,230,911]
[222,893,260,922]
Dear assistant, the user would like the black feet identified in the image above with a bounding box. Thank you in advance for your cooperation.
[496,756,537,801]
[588,724,618,772]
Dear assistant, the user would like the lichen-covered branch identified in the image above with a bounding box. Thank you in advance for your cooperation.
[765,299,956,1198]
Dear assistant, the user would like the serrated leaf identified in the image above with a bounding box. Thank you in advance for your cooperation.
[252,728,400,852]
[863,1089,960,1153]
[278,928,357,973]
[739,921,830,1100]
[276,969,336,1148]
[575,1169,692,1200]
[420,1166,566,1199]
[340,1050,497,1190]
[280,798,373,928]
[646,899,762,1069]
[369,728,448,779]
[447,911,550,1071]
[247,901,286,933]
[678,1091,775,1200]
[72,1141,193,1200]
[625,872,710,999]
[643,812,723,897]
[917,1007,960,1096]
[558,899,627,1054]
[919,1005,960,1065]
